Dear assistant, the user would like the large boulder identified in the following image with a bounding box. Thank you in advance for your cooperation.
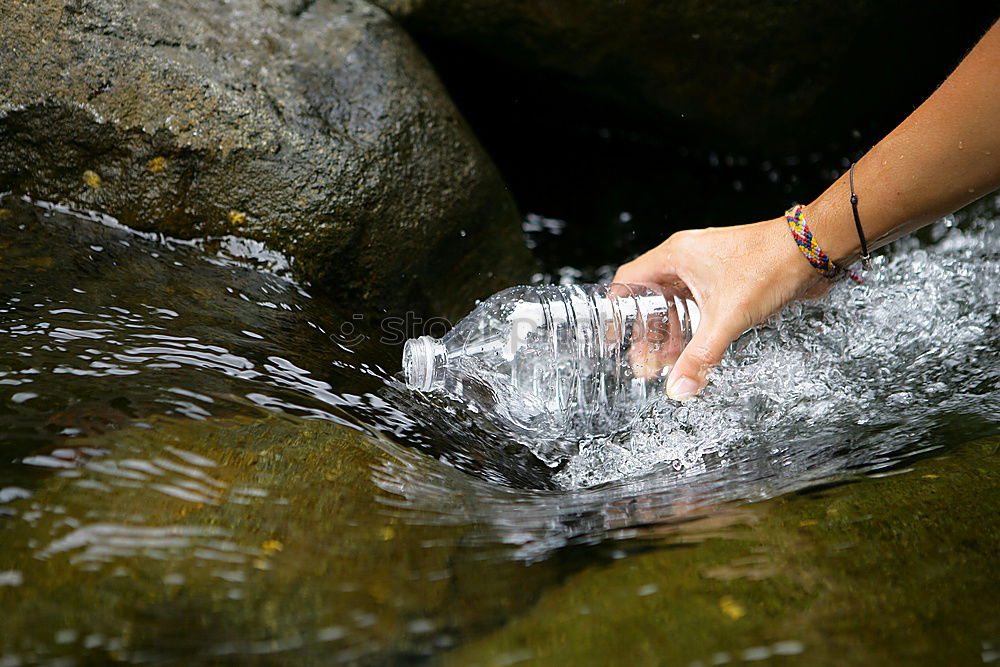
[372,0,997,152]
[0,0,532,315]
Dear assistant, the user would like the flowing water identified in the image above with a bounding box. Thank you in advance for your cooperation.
[1,192,998,664]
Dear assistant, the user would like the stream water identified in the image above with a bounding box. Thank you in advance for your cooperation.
[1,192,998,664]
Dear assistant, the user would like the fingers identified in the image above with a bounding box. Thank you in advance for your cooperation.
[627,306,684,379]
[612,258,648,285]
[664,313,744,401]
[612,240,679,289]
[613,218,822,401]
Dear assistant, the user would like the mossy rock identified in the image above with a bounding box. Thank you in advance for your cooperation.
[445,436,1000,665]
[0,414,560,663]
[0,0,533,315]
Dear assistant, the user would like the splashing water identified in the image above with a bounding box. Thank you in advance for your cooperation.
[363,201,1000,563]
[5,192,998,506]
[553,208,1000,488]
[387,200,1000,497]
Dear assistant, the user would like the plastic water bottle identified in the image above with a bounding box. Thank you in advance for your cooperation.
[402,283,699,446]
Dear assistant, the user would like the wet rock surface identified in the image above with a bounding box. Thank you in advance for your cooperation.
[375,0,997,152]
[0,415,563,663]
[445,436,1000,666]
[0,0,532,315]
[0,198,556,490]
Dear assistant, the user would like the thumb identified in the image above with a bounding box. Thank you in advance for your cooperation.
[664,313,744,401]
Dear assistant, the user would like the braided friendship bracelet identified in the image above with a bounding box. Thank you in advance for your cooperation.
[785,205,863,284]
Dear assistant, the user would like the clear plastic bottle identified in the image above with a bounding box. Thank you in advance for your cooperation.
[402,283,699,445]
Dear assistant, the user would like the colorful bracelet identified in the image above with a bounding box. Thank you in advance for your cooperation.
[785,205,863,284]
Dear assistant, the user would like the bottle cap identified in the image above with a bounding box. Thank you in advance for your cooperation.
[402,336,447,390]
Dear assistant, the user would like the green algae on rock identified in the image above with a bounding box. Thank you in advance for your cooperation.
[0,414,562,663]
[445,436,1000,666]
[0,0,532,316]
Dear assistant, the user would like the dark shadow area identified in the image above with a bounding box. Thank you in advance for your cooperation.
[413,11,997,275]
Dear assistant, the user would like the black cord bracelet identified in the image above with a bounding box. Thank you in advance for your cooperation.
[849,163,872,269]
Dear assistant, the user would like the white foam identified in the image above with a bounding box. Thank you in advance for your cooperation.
[555,207,1000,489]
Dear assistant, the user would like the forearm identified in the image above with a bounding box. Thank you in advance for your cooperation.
[805,19,1000,264]
[618,19,1000,401]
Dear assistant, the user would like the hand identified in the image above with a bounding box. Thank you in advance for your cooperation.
[614,217,824,400]
[617,21,1000,400]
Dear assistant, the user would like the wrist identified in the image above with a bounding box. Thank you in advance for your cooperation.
[763,216,823,295]
[802,181,863,266]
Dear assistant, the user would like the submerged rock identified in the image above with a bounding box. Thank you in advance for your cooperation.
[0,0,532,315]
[445,436,1000,665]
[373,0,996,151]
[0,197,556,489]
[0,415,562,663]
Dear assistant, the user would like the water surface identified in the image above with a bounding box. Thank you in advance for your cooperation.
[1,193,998,664]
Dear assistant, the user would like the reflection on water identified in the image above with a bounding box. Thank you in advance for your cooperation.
[1,193,998,663]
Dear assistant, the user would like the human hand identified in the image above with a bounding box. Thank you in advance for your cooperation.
[614,217,824,401]
[616,20,1000,400]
